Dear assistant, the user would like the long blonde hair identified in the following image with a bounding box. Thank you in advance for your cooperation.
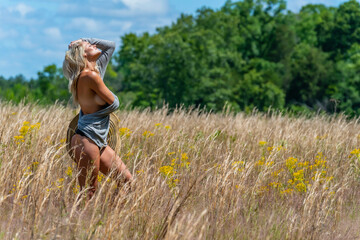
[62,41,99,103]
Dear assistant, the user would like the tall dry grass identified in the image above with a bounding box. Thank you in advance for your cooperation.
[0,102,360,239]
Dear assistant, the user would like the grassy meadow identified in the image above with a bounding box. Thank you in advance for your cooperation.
[0,102,360,239]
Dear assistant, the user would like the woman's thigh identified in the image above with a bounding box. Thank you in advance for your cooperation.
[71,134,100,162]
[99,146,129,176]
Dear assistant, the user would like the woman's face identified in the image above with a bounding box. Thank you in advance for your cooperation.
[82,41,101,60]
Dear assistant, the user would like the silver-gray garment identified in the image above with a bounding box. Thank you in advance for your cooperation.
[77,38,119,148]
[78,93,119,148]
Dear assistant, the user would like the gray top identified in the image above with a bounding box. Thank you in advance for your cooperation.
[78,93,119,148]
[77,38,119,148]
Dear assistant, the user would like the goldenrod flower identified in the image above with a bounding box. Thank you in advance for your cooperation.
[280,188,294,195]
[286,157,298,170]
[66,167,72,177]
[159,165,176,177]
[255,157,265,166]
[181,153,188,161]
[295,182,306,192]
[119,127,132,137]
[73,185,80,194]
[14,135,24,141]
[266,161,274,166]
[97,174,104,182]
[143,131,154,138]
[19,125,30,135]
[30,123,41,130]
[259,141,267,146]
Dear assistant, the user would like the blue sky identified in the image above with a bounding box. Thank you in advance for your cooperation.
[0,0,347,79]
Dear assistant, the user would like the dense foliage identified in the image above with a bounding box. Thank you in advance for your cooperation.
[2,0,360,115]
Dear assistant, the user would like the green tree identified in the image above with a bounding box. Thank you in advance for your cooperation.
[286,43,334,109]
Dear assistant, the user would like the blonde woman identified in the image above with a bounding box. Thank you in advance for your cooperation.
[63,38,132,199]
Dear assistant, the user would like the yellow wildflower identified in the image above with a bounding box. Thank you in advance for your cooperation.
[73,185,80,194]
[255,157,265,166]
[98,174,104,182]
[66,167,72,177]
[276,146,284,151]
[350,149,360,158]
[14,135,25,143]
[295,182,306,192]
[19,125,30,135]
[159,165,176,177]
[280,188,294,195]
[232,161,245,166]
[293,169,304,182]
[30,123,41,130]
[143,130,154,138]
[271,168,283,178]
[266,161,274,166]
[119,127,132,137]
[259,141,267,146]
[269,182,281,188]
[286,157,298,170]
[181,153,188,161]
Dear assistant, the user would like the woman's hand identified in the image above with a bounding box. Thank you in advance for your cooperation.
[68,39,83,49]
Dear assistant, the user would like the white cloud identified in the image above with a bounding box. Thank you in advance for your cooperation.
[67,17,101,32]
[8,3,34,17]
[121,0,168,14]
[44,27,62,40]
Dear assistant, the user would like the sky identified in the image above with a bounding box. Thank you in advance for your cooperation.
[0,0,347,79]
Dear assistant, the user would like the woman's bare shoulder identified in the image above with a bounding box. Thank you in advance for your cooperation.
[79,70,101,83]
[79,70,98,78]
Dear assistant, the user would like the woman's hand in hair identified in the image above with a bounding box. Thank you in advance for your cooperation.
[68,39,83,49]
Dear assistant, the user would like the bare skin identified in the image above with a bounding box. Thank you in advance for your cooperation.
[69,40,132,199]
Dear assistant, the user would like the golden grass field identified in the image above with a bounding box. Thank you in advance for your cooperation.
[1,102,360,239]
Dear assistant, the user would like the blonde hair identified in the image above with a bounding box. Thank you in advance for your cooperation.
[63,41,99,103]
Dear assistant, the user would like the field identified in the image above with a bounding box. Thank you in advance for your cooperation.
[0,102,360,239]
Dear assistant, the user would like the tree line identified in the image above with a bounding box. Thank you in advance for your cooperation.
[2,0,360,116]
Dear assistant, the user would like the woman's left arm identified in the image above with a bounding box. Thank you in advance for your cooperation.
[81,38,116,79]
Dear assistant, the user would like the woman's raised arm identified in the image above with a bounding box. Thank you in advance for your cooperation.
[81,38,116,79]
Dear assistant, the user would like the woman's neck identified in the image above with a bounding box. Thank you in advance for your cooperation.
[84,59,97,72]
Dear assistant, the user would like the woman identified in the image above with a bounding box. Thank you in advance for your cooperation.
[63,38,132,199]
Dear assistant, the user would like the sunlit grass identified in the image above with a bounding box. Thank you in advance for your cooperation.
[0,102,360,239]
